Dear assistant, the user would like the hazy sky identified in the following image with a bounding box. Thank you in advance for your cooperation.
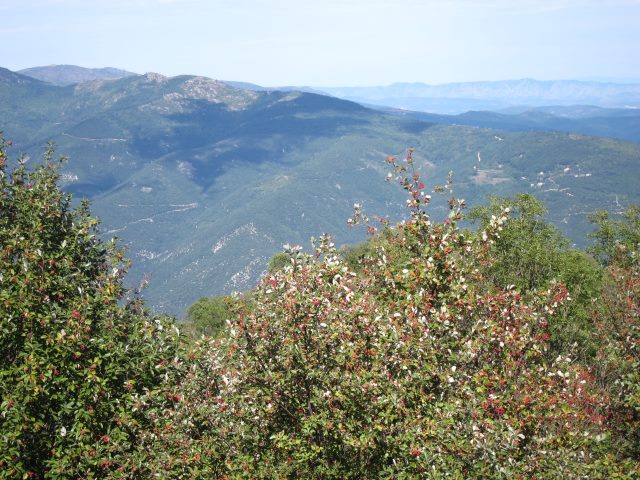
[1,0,639,86]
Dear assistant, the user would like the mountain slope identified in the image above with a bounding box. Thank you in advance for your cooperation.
[2,68,639,315]
[384,106,640,143]
[18,65,137,86]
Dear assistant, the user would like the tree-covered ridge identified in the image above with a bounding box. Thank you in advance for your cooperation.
[17,65,137,87]
[1,140,638,478]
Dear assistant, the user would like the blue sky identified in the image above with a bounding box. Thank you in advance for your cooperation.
[1,0,639,86]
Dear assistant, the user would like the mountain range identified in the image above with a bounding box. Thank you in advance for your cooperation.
[2,65,639,315]
[17,65,137,86]
[319,79,640,114]
[382,106,640,144]
[17,65,640,113]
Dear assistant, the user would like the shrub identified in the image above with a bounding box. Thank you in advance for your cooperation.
[589,205,640,267]
[590,212,640,473]
[0,138,184,479]
[186,295,233,337]
[207,150,610,478]
[268,251,292,273]
[468,193,603,360]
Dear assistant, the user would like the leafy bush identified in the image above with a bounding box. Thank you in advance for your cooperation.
[201,151,611,478]
[468,193,603,360]
[468,193,573,292]
[589,212,640,472]
[186,295,232,337]
[0,138,184,479]
[589,205,640,267]
[268,251,292,273]
[4,136,637,477]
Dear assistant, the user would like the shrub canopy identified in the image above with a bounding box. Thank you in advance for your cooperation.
[199,152,614,478]
[0,139,184,479]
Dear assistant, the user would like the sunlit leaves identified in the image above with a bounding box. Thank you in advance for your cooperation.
[198,150,610,478]
[0,138,184,479]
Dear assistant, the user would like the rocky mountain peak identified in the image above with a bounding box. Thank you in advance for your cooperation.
[143,72,169,83]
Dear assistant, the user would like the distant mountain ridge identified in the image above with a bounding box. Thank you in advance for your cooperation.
[18,64,137,86]
[318,79,640,114]
[382,105,640,144]
[0,66,47,87]
[323,79,640,100]
[15,66,640,112]
[223,80,328,96]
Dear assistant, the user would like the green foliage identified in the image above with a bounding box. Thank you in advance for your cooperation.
[268,251,292,273]
[0,138,185,478]
[468,193,603,359]
[195,152,614,478]
[551,249,603,358]
[589,205,640,267]
[468,193,569,291]
[339,241,373,270]
[591,228,640,468]
[338,231,396,273]
[186,295,232,337]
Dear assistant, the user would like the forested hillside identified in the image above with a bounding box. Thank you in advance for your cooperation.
[1,67,639,314]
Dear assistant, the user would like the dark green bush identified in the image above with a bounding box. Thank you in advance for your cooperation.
[0,139,184,479]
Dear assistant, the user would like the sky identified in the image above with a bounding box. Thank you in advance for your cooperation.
[1,0,639,87]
